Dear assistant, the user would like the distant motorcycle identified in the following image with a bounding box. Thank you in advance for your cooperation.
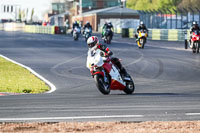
[86,49,135,95]
[185,30,200,53]
[136,30,148,49]
[73,27,81,41]
[104,28,112,44]
[84,27,92,42]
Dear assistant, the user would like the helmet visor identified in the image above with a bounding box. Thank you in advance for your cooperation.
[88,41,96,48]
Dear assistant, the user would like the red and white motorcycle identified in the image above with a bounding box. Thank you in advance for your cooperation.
[86,49,135,95]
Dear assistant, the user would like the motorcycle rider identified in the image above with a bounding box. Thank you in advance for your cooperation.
[189,21,200,47]
[102,21,114,39]
[87,36,128,78]
[135,21,148,42]
[71,21,80,34]
[83,21,92,36]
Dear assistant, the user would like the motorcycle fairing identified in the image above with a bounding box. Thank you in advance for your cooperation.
[109,65,126,89]
[110,79,126,90]
[103,63,112,73]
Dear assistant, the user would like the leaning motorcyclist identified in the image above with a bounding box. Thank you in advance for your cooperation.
[102,21,114,39]
[87,36,128,78]
[189,21,200,46]
[83,21,92,36]
[71,21,80,34]
[135,21,148,41]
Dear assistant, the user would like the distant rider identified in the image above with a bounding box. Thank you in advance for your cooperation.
[189,21,200,47]
[135,21,148,41]
[102,21,114,39]
[71,21,80,34]
[87,36,128,78]
[83,21,92,36]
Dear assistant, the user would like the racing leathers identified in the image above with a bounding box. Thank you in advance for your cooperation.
[71,22,80,34]
[135,25,148,41]
[83,23,92,35]
[189,25,200,47]
[102,23,114,39]
[88,43,128,77]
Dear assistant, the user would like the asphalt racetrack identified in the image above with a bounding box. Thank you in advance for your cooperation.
[0,31,200,122]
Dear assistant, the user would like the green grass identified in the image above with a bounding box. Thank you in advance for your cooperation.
[0,57,50,93]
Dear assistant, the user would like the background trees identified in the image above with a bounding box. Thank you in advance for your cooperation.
[127,0,199,12]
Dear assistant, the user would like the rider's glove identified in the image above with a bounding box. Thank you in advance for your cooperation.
[108,51,113,56]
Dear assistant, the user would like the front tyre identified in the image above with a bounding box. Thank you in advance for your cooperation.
[192,43,196,53]
[94,74,110,95]
[142,38,146,49]
[74,34,78,41]
[124,75,135,94]
[197,42,199,53]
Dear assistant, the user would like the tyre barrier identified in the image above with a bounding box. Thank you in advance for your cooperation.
[24,25,55,34]
[24,25,67,35]
[55,26,67,34]
[122,28,189,41]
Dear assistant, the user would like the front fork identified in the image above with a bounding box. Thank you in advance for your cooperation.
[102,69,109,83]
[92,68,108,83]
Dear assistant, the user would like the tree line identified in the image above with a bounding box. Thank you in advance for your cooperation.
[127,0,200,12]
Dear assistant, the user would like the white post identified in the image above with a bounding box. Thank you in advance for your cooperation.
[79,0,82,15]
[121,0,126,8]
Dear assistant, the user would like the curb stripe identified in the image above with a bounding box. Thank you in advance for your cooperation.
[0,115,144,121]
[185,113,200,116]
[0,55,56,94]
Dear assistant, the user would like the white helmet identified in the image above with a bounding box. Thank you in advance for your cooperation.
[108,21,112,25]
[86,21,90,24]
[87,36,99,50]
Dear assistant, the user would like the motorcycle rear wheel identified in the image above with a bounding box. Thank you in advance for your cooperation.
[94,74,110,95]
[124,75,135,94]
[107,36,111,44]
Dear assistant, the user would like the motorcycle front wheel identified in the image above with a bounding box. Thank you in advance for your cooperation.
[197,42,199,53]
[74,34,78,41]
[140,38,145,49]
[94,74,110,95]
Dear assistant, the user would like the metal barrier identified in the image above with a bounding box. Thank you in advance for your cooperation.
[139,8,200,29]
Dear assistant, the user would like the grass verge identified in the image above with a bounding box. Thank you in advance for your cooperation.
[0,56,50,93]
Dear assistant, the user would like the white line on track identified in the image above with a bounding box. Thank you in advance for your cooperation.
[0,55,56,93]
[0,115,144,121]
[185,113,200,116]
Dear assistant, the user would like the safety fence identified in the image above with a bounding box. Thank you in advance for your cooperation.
[139,8,200,29]
[122,28,189,41]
